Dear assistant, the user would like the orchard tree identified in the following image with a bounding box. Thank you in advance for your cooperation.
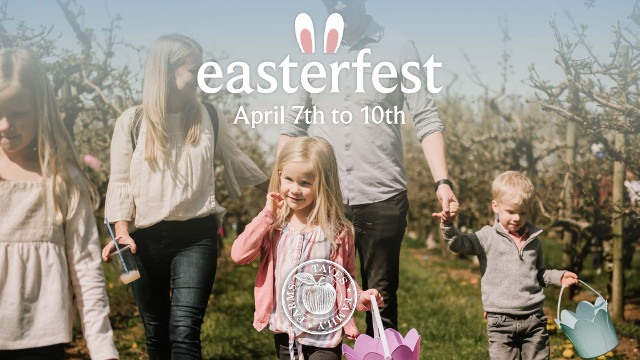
[528,2,640,321]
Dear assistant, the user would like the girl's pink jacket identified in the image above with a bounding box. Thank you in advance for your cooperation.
[230,208,364,339]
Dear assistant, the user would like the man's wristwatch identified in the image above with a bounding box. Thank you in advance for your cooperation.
[434,179,453,192]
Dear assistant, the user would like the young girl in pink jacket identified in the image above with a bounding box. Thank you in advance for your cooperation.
[231,136,382,360]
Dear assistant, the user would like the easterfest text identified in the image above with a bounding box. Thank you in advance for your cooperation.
[198,49,443,95]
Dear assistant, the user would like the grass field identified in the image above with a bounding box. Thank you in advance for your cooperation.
[69,234,639,360]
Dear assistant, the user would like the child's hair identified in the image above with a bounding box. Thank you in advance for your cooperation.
[491,171,534,206]
[269,137,354,246]
[141,34,203,162]
[0,48,98,223]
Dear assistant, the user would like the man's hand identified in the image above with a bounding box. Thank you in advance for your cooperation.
[436,183,457,214]
[433,194,458,226]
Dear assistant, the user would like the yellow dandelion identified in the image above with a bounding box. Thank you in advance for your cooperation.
[562,348,574,358]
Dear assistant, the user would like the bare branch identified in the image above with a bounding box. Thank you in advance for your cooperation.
[537,197,592,231]
[55,0,91,55]
[81,66,121,113]
[540,103,591,127]
[566,10,606,69]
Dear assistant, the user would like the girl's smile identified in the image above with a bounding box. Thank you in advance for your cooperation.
[279,161,315,216]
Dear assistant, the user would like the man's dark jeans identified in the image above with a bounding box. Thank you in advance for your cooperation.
[130,215,218,360]
[345,191,409,335]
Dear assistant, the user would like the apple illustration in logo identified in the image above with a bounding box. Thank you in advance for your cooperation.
[294,273,336,315]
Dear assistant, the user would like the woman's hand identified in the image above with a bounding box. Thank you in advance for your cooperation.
[358,288,384,311]
[265,192,284,214]
[101,234,137,262]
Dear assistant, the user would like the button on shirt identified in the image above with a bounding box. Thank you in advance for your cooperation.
[281,17,444,205]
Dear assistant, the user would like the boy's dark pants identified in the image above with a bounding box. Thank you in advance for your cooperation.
[486,312,550,360]
[345,191,409,335]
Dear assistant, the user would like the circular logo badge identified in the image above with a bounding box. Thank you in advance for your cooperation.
[281,259,358,335]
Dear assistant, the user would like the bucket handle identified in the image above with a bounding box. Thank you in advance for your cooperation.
[371,294,391,360]
[557,279,605,322]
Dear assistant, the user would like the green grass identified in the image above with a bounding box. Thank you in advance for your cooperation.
[393,251,488,359]
[87,235,638,359]
[540,236,639,360]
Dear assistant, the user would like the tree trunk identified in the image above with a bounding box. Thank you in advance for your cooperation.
[562,88,578,273]
[611,131,626,322]
[611,46,630,322]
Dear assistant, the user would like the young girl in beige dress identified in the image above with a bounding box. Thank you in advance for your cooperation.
[0,48,118,359]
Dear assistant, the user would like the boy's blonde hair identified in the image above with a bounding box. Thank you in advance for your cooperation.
[492,171,535,206]
[141,34,203,162]
[269,137,354,248]
[0,48,99,223]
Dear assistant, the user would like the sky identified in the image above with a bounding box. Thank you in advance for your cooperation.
[3,0,636,143]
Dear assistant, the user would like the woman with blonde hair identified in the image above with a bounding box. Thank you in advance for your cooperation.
[0,48,118,359]
[102,34,268,359]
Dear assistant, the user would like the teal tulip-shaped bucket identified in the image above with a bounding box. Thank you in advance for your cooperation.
[554,280,619,359]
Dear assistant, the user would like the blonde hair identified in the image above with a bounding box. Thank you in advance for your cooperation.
[141,34,203,162]
[269,137,354,248]
[492,171,534,206]
[0,48,99,223]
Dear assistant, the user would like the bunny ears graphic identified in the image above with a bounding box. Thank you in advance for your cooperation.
[295,13,344,54]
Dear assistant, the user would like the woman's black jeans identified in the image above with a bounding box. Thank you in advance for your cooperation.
[130,215,218,360]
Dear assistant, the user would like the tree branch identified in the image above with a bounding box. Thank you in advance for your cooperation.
[81,66,121,113]
[55,0,91,56]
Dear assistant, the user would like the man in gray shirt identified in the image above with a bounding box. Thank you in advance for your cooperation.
[278,0,456,334]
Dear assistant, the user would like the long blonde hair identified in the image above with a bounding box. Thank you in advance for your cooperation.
[269,137,354,247]
[0,48,99,223]
[141,34,203,162]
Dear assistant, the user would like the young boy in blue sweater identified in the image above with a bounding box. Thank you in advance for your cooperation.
[434,171,578,360]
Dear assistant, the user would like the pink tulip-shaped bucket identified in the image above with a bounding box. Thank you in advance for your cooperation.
[343,295,420,360]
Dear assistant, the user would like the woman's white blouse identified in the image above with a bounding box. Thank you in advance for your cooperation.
[105,104,268,230]
[0,178,118,359]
